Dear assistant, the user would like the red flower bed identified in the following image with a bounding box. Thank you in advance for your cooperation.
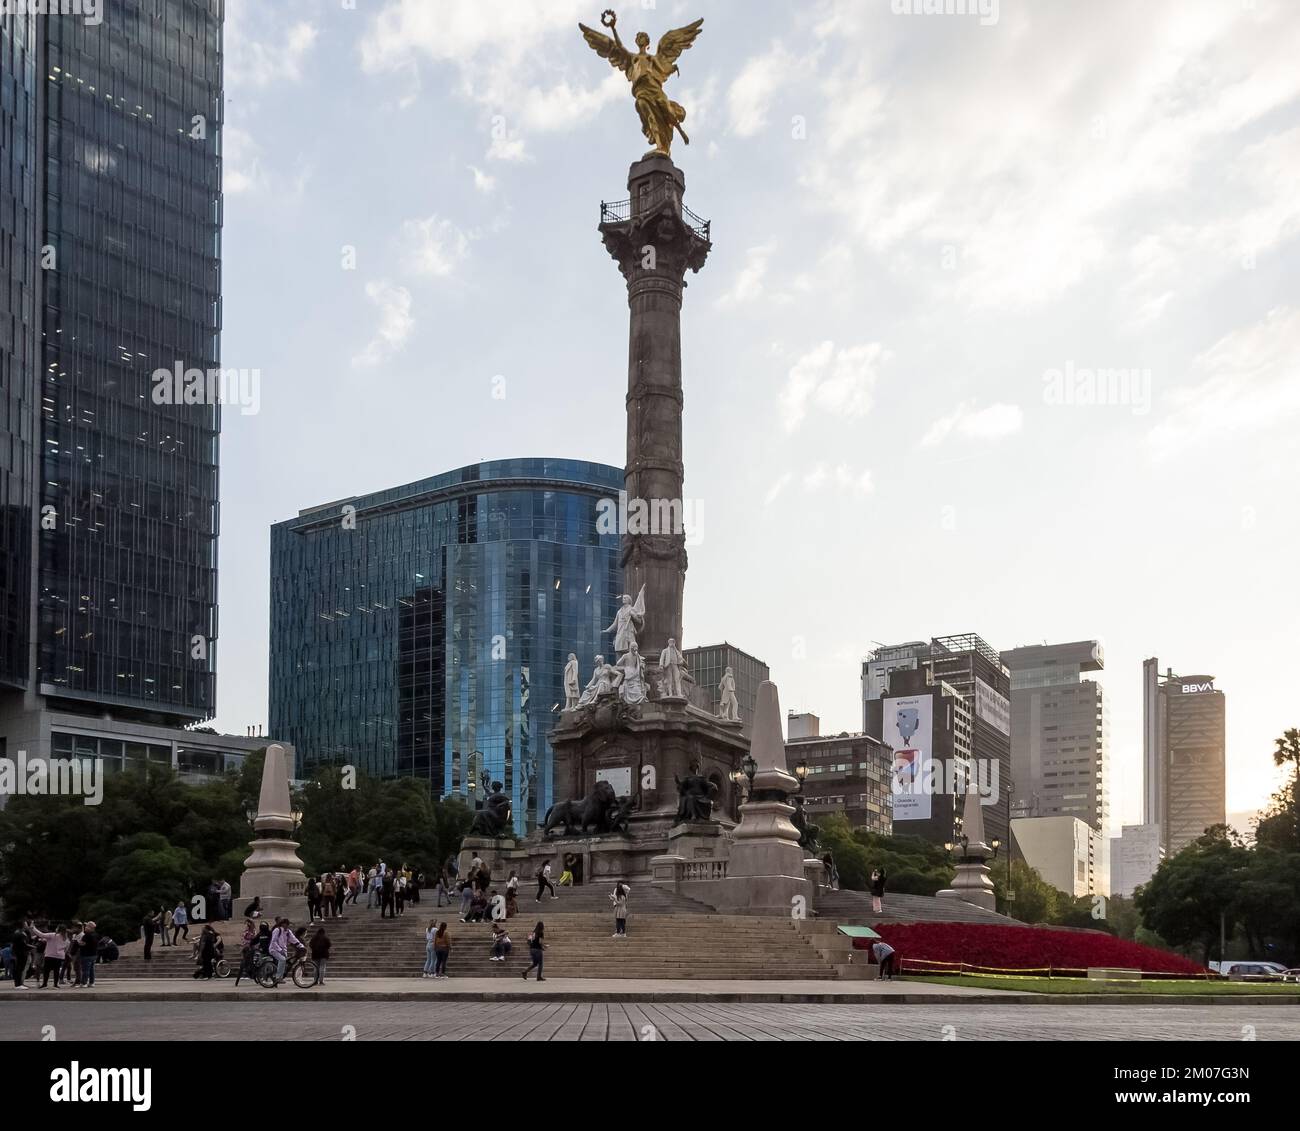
[855,922,1205,977]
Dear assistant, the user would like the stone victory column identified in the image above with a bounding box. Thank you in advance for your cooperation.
[541,12,749,881]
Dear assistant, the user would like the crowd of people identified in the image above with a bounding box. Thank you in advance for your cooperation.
[4,918,118,989]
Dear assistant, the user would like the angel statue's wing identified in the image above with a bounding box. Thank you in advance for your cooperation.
[631,583,646,619]
[578,23,633,74]
[654,18,704,72]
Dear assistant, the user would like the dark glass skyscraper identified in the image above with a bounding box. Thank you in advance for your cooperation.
[0,1,222,725]
[0,11,41,691]
[269,459,622,834]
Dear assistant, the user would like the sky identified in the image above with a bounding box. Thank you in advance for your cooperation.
[214,0,1300,832]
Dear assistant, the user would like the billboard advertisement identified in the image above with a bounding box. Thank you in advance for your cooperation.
[975,677,1011,737]
[883,695,933,821]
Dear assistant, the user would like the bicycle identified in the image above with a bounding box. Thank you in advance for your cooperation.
[263,947,317,988]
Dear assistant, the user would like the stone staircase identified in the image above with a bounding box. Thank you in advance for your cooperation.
[106,885,838,981]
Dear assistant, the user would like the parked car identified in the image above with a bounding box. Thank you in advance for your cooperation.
[1216,960,1287,980]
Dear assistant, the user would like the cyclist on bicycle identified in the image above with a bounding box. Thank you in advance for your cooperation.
[269,918,302,982]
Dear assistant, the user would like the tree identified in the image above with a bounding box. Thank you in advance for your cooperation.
[1135,825,1250,964]
[992,858,1062,924]
[816,816,955,894]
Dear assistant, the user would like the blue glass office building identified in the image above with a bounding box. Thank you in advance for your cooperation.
[269,459,622,833]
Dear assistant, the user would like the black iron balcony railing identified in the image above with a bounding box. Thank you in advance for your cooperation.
[600,194,711,242]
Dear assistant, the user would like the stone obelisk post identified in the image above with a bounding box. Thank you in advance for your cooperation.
[600,156,711,661]
[238,743,307,921]
[936,781,998,912]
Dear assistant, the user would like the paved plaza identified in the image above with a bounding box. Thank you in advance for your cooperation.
[2,1000,1296,1041]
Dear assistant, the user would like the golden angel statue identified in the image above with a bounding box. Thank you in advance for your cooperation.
[579,11,704,158]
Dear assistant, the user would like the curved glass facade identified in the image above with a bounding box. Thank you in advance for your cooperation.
[269,458,622,834]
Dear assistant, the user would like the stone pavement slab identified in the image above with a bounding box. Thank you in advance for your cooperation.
[3,1000,1299,1041]
[4,978,1297,1005]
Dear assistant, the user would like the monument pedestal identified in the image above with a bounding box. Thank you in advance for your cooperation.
[239,743,307,921]
[457,836,517,883]
[551,696,747,831]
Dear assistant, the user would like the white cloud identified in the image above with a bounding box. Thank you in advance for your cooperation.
[226,6,318,91]
[727,45,797,138]
[716,245,774,309]
[222,126,262,195]
[921,402,1024,447]
[763,473,793,506]
[469,165,496,194]
[780,341,887,432]
[360,0,625,154]
[802,463,874,495]
[798,0,1300,314]
[402,215,471,277]
[1148,307,1300,461]
[352,280,415,369]
[487,128,529,163]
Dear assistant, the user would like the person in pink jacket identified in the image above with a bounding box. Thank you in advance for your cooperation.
[32,926,69,988]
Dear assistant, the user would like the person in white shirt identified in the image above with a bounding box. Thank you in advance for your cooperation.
[269,918,302,982]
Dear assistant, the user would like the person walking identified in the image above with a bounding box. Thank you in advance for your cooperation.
[234,920,259,986]
[522,922,546,981]
[458,879,474,920]
[171,900,189,945]
[334,871,347,917]
[141,911,157,962]
[870,867,887,914]
[535,861,557,902]
[310,925,331,986]
[306,876,320,922]
[435,871,449,907]
[159,906,173,946]
[218,879,233,920]
[321,874,336,920]
[380,870,396,919]
[610,882,630,938]
[558,853,575,887]
[872,938,897,980]
[432,922,451,979]
[505,872,519,919]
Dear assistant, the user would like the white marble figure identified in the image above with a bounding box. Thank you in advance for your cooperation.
[577,654,618,707]
[657,637,687,699]
[718,666,741,723]
[563,653,581,709]
[604,584,646,655]
[616,642,647,704]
